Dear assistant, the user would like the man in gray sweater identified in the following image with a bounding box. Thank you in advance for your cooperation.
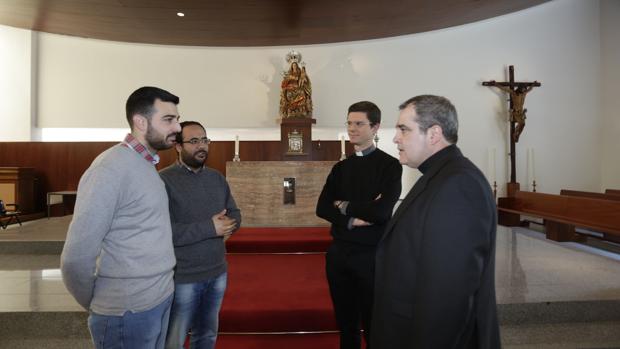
[61,86,181,349]
[160,121,241,349]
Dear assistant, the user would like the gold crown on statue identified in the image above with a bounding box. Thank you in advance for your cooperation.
[285,50,302,64]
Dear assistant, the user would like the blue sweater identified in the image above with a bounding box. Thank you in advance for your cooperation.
[159,163,241,283]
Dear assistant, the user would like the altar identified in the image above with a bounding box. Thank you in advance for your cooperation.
[226,161,334,227]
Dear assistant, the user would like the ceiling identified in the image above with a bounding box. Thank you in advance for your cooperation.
[0,0,550,47]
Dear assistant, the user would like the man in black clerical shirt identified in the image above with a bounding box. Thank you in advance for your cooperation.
[316,101,402,349]
[371,95,500,349]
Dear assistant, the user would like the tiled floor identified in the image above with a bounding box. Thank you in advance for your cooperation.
[0,216,71,242]
[0,269,81,312]
[1,217,620,348]
[495,227,620,304]
[1,218,619,312]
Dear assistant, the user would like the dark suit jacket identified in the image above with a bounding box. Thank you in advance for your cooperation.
[371,145,500,349]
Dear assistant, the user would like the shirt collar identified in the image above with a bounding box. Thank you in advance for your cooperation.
[418,144,457,174]
[121,133,160,165]
[355,144,376,157]
[176,159,205,173]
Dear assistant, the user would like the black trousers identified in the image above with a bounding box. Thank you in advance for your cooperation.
[326,241,376,349]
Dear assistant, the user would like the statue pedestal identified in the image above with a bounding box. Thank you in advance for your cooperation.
[507,182,520,197]
[280,118,316,161]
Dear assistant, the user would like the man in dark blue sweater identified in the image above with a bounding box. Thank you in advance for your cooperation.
[316,101,402,349]
[160,121,241,349]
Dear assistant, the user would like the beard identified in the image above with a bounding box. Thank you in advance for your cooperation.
[145,122,176,151]
[181,149,208,169]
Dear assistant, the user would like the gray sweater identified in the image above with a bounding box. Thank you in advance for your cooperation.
[61,145,175,315]
[159,163,241,284]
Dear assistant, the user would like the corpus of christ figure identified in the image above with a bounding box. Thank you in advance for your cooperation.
[483,65,541,186]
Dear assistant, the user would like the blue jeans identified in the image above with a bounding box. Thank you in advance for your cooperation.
[165,272,227,349]
[88,293,173,349]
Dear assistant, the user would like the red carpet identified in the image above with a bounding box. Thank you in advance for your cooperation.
[220,253,337,332]
[217,333,339,349]
[226,226,331,253]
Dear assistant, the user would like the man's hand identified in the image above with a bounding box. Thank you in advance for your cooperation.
[351,218,372,227]
[212,209,237,237]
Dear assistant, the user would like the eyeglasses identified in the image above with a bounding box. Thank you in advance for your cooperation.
[182,137,211,145]
[345,121,371,128]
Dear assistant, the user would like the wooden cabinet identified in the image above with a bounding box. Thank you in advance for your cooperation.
[0,167,35,213]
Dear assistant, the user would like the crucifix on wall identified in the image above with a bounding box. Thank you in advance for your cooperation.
[483,65,541,196]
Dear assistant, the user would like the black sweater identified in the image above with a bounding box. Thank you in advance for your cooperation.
[316,148,402,245]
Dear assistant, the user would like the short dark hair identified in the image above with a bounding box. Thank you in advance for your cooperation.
[399,95,458,144]
[125,86,179,129]
[175,121,206,144]
[348,101,381,126]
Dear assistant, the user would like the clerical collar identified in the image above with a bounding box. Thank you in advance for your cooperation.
[355,145,376,157]
[418,144,458,174]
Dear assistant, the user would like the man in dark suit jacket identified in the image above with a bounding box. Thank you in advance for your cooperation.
[371,95,500,349]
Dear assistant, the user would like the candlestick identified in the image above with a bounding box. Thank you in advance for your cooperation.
[340,135,346,160]
[233,135,240,162]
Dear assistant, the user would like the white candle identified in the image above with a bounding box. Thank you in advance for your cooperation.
[487,148,492,181]
[487,148,496,183]
[527,148,533,184]
[491,148,496,183]
[340,135,345,154]
[234,135,239,155]
[531,148,535,181]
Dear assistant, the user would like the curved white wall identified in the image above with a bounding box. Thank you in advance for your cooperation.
[600,0,620,190]
[1,0,617,195]
[0,26,34,141]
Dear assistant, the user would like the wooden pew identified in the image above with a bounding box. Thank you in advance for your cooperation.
[605,189,620,196]
[498,191,620,242]
[559,189,620,243]
[560,189,620,201]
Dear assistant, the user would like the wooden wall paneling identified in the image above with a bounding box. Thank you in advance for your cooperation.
[0,140,348,214]
[312,140,354,161]
[157,147,178,170]
[206,141,235,174]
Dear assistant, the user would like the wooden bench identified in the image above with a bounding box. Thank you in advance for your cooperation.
[560,189,620,201]
[497,191,620,242]
[559,189,620,242]
[605,189,620,196]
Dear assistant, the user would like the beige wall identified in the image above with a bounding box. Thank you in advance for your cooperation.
[600,0,620,190]
[0,26,34,141]
[0,0,617,196]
